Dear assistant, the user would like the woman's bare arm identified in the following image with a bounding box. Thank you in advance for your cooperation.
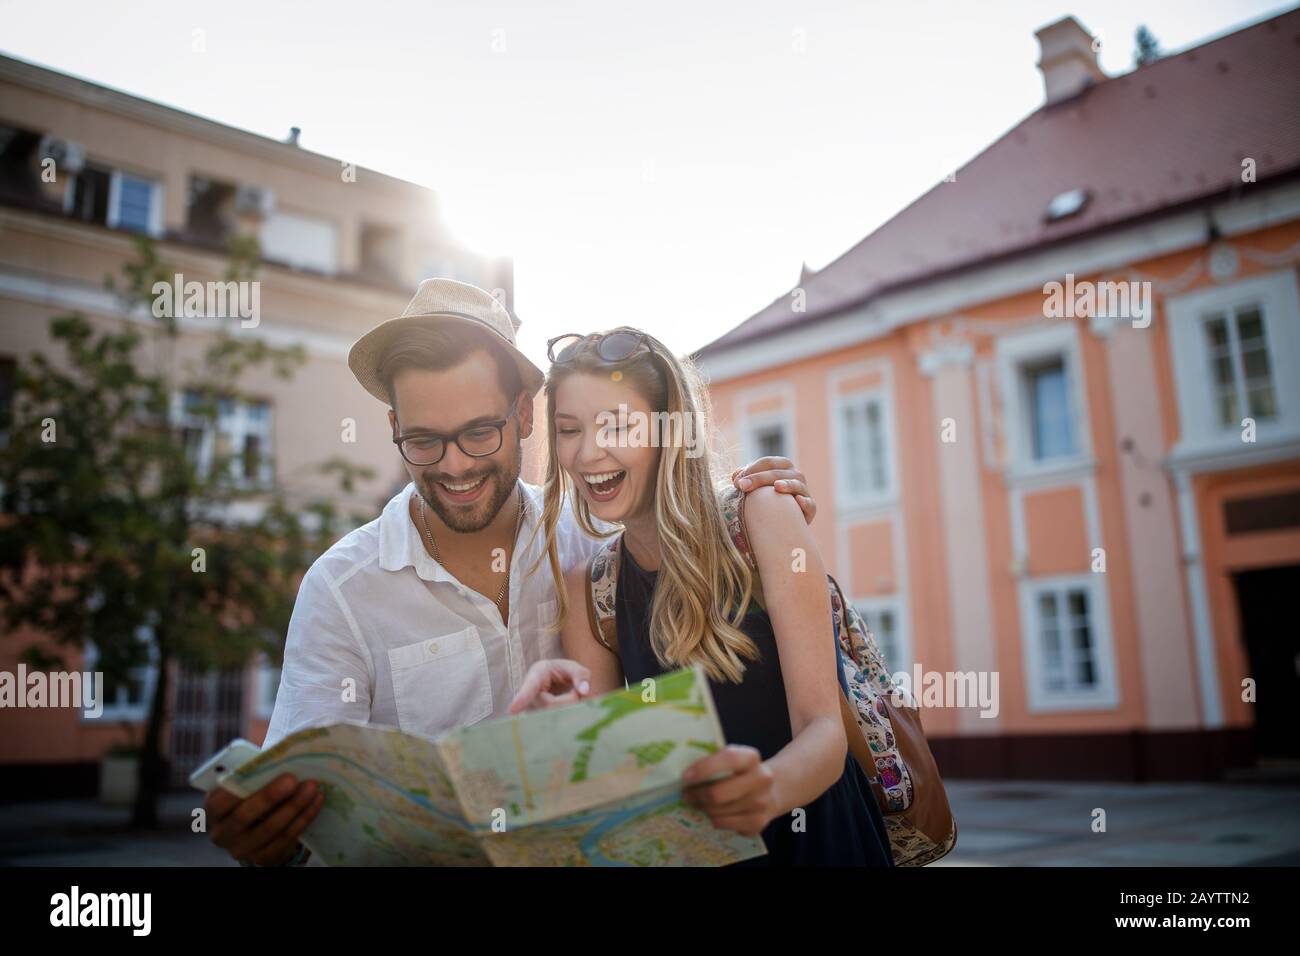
[715,485,846,821]
[559,563,624,694]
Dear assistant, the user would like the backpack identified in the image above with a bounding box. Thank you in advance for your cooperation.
[584,485,957,867]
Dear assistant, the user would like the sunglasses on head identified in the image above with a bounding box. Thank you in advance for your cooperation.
[546,330,649,366]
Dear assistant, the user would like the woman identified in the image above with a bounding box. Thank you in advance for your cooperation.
[520,327,892,866]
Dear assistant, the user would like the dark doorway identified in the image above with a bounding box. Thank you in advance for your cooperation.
[1234,564,1300,759]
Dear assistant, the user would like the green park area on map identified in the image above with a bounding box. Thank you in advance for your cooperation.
[217,665,767,866]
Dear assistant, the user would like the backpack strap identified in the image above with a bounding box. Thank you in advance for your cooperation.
[584,485,777,652]
[585,535,622,656]
[586,485,757,654]
[718,485,765,607]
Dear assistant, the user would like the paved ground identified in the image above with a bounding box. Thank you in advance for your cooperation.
[932,778,1300,867]
[1,778,1297,866]
[0,791,235,866]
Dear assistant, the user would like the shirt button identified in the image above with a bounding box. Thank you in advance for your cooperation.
[427,640,439,655]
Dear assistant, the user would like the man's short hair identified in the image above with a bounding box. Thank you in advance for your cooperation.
[378,323,523,410]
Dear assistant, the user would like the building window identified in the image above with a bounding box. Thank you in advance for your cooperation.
[1166,270,1300,457]
[185,176,236,245]
[255,657,281,721]
[1020,358,1075,462]
[838,392,892,503]
[66,165,161,236]
[1204,306,1276,427]
[855,602,903,674]
[997,323,1089,475]
[360,222,405,286]
[737,394,795,471]
[1020,573,1117,712]
[259,209,338,275]
[109,172,160,235]
[67,163,111,225]
[84,628,158,722]
[1032,583,1097,695]
[750,421,787,460]
[176,391,274,488]
[1023,357,1075,461]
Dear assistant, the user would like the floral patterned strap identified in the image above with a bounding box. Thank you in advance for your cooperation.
[586,536,621,655]
[719,485,767,607]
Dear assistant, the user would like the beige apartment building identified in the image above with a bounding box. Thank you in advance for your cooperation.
[0,53,517,794]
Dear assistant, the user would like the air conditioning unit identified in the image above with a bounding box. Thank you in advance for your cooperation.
[234,184,276,220]
[37,135,87,174]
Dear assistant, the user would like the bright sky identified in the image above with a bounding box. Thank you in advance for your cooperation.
[1,0,1292,366]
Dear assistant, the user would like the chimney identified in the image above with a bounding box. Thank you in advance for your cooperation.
[286,126,301,146]
[1035,16,1106,105]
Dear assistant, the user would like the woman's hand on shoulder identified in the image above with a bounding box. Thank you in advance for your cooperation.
[731,456,816,525]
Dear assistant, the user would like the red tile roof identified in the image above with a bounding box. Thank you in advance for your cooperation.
[699,8,1300,357]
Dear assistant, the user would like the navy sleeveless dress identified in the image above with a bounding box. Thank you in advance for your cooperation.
[614,538,894,867]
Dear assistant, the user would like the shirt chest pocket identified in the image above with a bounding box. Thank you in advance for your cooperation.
[387,626,492,740]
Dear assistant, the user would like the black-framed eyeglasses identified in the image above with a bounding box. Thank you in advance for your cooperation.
[547,330,649,366]
[393,409,516,466]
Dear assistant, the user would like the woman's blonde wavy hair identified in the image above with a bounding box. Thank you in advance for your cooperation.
[531,327,760,683]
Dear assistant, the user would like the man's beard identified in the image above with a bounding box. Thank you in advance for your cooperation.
[417,453,520,534]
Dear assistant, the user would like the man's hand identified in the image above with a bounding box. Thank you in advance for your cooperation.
[509,659,592,714]
[732,456,816,525]
[206,773,324,866]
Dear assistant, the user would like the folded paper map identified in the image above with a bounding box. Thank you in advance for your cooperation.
[218,665,767,866]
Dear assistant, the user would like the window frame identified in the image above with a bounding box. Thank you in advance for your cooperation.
[81,628,160,723]
[254,654,281,722]
[259,207,340,275]
[1166,269,1300,457]
[1019,573,1118,712]
[997,323,1092,480]
[733,384,797,473]
[1022,356,1075,461]
[831,383,897,511]
[106,169,164,237]
[852,595,910,678]
[742,412,792,464]
[173,390,275,490]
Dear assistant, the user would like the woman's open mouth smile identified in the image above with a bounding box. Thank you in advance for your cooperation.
[581,469,626,502]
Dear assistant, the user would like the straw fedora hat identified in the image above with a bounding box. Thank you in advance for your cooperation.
[348,278,545,404]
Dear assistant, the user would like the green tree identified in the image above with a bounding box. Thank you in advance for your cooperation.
[0,235,373,827]
[1134,25,1162,67]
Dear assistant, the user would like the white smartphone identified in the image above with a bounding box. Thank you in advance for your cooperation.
[188,738,261,792]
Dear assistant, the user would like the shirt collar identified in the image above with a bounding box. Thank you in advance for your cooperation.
[377,479,544,581]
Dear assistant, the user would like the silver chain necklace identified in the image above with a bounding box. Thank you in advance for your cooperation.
[418,483,524,610]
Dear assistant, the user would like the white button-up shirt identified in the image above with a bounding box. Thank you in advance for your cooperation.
[264,481,607,749]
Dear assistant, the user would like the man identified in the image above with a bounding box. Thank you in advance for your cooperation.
[204,279,818,866]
